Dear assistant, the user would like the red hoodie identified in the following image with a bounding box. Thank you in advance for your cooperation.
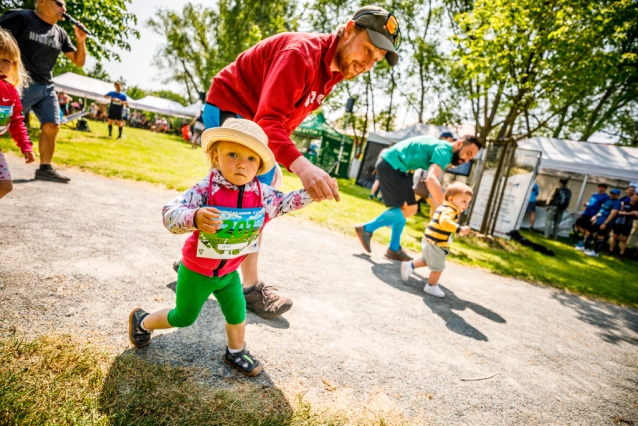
[0,78,32,153]
[206,32,344,170]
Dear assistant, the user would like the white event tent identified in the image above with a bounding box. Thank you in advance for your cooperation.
[518,137,638,182]
[52,72,114,104]
[51,72,197,118]
[518,137,638,238]
[132,96,194,118]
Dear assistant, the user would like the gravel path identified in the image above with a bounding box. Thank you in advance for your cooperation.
[1,153,637,425]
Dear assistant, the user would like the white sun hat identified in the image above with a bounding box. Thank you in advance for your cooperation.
[201,118,276,175]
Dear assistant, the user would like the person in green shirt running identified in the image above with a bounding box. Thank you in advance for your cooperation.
[355,134,481,260]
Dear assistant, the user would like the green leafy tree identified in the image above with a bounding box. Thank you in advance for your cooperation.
[148,0,298,103]
[147,3,217,104]
[444,0,638,143]
[86,62,111,81]
[0,0,139,61]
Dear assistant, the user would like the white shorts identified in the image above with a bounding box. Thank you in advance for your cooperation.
[421,238,449,272]
[0,150,11,181]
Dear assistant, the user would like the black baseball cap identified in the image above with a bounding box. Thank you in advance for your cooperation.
[352,6,400,67]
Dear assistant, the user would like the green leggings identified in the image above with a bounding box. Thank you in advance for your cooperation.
[168,263,246,327]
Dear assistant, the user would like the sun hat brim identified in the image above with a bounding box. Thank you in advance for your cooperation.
[201,127,276,175]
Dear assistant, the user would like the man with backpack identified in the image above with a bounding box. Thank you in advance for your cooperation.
[545,178,571,238]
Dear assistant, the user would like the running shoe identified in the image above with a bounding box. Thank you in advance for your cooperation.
[128,308,151,348]
[584,249,599,257]
[400,261,413,282]
[223,347,262,377]
[385,247,412,261]
[424,283,445,298]
[355,225,372,253]
[35,168,70,183]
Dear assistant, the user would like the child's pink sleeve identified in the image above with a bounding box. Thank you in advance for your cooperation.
[8,87,32,153]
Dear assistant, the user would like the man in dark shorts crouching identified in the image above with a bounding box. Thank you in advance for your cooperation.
[355,135,481,260]
[105,81,128,139]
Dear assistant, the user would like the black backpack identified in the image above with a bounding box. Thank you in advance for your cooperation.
[77,118,90,132]
[554,187,571,209]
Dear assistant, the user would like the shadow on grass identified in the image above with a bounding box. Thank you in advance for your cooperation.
[551,291,638,346]
[99,284,297,425]
[12,178,36,184]
[354,254,505,341]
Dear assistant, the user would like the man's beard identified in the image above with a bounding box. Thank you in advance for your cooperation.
[334,42,360,80]
[451,150,463,166]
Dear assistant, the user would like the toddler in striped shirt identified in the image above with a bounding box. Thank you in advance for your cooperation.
[400,182,473,298]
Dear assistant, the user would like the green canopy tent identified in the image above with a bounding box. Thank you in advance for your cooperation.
[291,112,354,178]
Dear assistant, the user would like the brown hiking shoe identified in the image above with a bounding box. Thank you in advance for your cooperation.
[385,248,412,261]
[244,282,292,319]
[355,225,372,253]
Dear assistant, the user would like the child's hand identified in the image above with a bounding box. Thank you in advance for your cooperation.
[194,207,222,233]
[459,225,471,236]
[23,152,35,164]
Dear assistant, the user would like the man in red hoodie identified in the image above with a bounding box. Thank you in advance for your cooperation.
[174,5,401,318]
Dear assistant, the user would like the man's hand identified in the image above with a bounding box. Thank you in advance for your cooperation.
[290,156,340,202]
[194,207,222,233]
[23,152,35,164]
[599,223,606,230]
[459,225,471,236]
[73,23,88,44]
[591,216,597,224]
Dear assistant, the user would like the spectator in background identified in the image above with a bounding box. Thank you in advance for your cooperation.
[574,183,609,247]
[369,144,392,202]
[139,113,148,129]
[544,178,571,239]
[129,111,139,128]
[104,81,128,139]
[189,106,205,148]
[609,193,638,258]
[620,185,635,204]
[181,121,191,144]
[58,91,72,116]
[122,105,130,123]
[578,188,621,257]
[527,181,540,232]
[88,102,98,120]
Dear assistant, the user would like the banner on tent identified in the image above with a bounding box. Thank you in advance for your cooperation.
[470,149,541,238]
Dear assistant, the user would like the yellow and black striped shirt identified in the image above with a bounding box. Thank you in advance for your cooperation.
[424,201,460,248]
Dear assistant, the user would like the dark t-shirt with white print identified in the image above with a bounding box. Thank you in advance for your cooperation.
[0,10,76,84]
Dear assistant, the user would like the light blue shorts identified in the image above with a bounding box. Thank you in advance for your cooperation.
[21,82,60,126]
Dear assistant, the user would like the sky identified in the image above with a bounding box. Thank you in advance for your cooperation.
[84,0,194,95]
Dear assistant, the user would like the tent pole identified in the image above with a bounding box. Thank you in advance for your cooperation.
[574,174,588,215]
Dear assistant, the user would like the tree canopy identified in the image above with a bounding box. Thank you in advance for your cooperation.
[147,0,297,103]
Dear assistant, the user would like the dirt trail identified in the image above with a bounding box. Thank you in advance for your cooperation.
[1,154,637,424]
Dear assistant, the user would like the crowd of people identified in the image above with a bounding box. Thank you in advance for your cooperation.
[574,185,637,259]
[527,179,637,259]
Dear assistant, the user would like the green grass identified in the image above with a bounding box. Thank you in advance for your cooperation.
[0,334,400,426]
[2,121,637,307]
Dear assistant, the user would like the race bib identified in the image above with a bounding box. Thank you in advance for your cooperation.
[0,105,13,135]
[197,206,265,259]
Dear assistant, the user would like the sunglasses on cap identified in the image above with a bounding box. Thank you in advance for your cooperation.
[353,11,402,50]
